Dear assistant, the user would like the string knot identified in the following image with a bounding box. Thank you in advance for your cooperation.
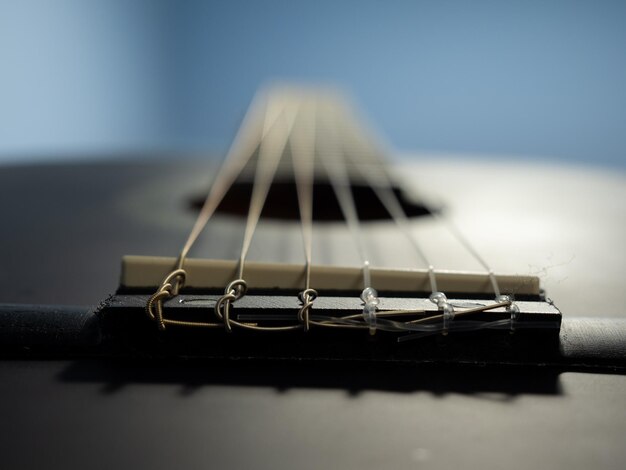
[497,294,520,333]
[298,288,318,331]
[429,291,455,335]
[145,269,187,330]
[361,287,380,335]
[215,279,248,332]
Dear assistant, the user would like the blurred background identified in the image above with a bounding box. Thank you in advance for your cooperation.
[0,0,624,168]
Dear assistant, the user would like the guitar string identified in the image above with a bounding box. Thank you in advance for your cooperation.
[288,97,319,329]
[321,100,513,330]
[145,91,292,329]
[434,214,501,298]
[334,105,439,294]
[316,97,372,290]
[289,98,316,292]
[234,97,301,280]
[146,89,529,335]
[213,95,302,332]
[176,90,507,295]
[337,103,504,300]
[315,96,382,334]
[175,91,287,271]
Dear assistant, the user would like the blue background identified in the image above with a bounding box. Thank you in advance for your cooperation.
[1,0,625,167]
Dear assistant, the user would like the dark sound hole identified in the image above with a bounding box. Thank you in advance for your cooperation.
[189,181,433,221]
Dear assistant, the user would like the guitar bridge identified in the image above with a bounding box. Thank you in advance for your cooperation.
[97,286,561,362]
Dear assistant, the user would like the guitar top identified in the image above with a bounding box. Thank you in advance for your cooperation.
[1,156,623,318]
[0,88,624,469]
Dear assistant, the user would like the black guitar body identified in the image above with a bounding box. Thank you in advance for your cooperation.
[1,159,625,470]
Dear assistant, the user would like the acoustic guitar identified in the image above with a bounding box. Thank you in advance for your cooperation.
[0,86,624,470]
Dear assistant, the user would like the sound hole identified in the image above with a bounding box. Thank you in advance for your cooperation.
[189,181,433,221]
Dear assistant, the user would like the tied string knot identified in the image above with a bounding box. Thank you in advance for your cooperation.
[297,288,318,331]
[496,294,521,333]
[361,287,380,336]
[146,269,187,330]
[215,279,248,332]
[429,291,455,336]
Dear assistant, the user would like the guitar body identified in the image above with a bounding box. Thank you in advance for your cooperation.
[1,157,625,469]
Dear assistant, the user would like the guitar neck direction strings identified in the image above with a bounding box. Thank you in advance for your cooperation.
[146,86,524,336]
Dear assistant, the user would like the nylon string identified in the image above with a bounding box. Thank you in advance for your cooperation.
[337,104,501,298]
[289,99,316,289]
[317,98,372,289]
[176,93,286,269]
[335,107,439,293]
[235,98,301,279]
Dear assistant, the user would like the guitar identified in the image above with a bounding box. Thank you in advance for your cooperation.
[1,86,624,470]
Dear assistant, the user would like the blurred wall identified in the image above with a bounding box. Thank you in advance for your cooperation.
[0,0,625,167]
